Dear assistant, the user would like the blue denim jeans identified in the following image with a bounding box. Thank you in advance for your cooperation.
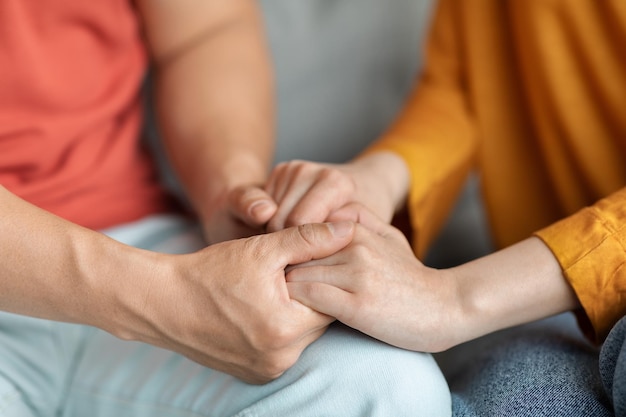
[436,312,626,416]
[0,215,451,417]
[601,315,626,417]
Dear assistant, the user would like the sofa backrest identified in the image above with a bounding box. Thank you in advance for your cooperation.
[262,0,434,163]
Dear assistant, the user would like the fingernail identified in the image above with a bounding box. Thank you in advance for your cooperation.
[329,221,353,238]
[249,200,272,218]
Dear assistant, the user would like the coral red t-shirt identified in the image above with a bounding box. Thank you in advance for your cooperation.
[0,0,172,230]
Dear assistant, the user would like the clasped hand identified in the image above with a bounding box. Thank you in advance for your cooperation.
[257,160,462,352]
[108,222,354,384]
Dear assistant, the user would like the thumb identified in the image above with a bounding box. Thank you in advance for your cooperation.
[271,221,355,267]
[228,185,277,226]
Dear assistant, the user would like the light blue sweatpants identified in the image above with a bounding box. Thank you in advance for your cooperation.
[0,215,451,417]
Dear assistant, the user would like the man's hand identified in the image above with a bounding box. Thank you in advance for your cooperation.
[105,221,355,384]
[200,150,410,243]
[200,184,277,243]
[136,0,277,244]
[0,186,355,385]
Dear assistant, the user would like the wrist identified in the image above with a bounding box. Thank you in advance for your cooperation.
[450,237,579,345]
[350,152,410,221]
[427,267,474,351]
[446,265,493,346]
[78,234,174,342]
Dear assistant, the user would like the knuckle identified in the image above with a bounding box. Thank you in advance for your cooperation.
[255,352,295,381]
[241,235,269,262]
[240,185,260,200]
[283,160,307,173]
[292,162,315,178]
[296,223,321,247]
[270,322,300,349]
[248,321,302,381]
[253,319,298,352]
[319,168,355,191]
[350,240,373,259]
[343,297,364,323]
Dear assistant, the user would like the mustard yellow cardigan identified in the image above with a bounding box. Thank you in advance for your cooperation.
[366,0,626,342]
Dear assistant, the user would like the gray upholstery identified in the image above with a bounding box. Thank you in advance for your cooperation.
[260,0,434,164]
[146,0,494,266]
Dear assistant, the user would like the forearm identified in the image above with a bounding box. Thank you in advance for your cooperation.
[147,1,274,220]
[0,186,158,335]
[0,186,350,382]
[451,236,581,344]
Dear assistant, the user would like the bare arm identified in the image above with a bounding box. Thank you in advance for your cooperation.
[450,236,580,346]
[136,0,277,243]
[287,205,580,352]
[0,1,360,384]
[0,185,355,383]
[0,185,152,329]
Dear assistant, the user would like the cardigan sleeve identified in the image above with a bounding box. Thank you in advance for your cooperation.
[535,187,626,343]
[362,0,478,258]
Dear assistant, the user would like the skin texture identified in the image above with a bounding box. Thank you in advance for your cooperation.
[0,185,355,384]
[137,0,278,244]
[264,152,410,232]
[206,150,411,244]
[247,152,582,352]
[286,204,580,352]
[0,0,357,385]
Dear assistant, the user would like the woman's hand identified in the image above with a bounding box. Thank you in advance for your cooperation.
[286,205,464,352]
[287,204,581,353]
[264,152,411,232]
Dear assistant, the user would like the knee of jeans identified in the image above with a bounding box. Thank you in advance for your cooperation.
[601,316,626,416]
[291,324,451,417]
